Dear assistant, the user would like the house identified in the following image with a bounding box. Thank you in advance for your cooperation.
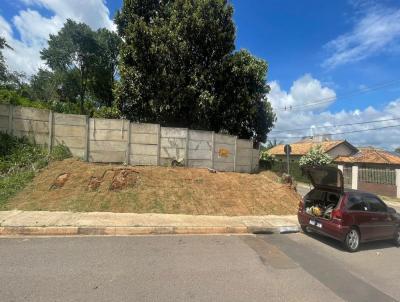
[267,139,400,198]
[335,147,400,169]
[335,147,400,198]
[267,138,358,162]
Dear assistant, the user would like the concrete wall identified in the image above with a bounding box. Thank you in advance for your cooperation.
[53,112,86,158]
[130,123,159,166]
[12,106,50,146]
[0,105,260,173]
[89,118,129,163]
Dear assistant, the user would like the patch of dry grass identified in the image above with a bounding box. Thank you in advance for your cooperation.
[6,158,301,216]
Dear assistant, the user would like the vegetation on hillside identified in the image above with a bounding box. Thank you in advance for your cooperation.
[0,133,72,208]
[115,0,275,143]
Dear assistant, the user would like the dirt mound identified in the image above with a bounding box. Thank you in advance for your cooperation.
[6,158,301,215]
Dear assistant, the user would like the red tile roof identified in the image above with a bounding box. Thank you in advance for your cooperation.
[268,140,346,156]
[335,148,400,165]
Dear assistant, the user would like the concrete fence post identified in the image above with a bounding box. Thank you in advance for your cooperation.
[126,120,131,165]
[337,164,344,172]
[396,169,400,198]
[8,104,13,135]
[185,128,189,167]
[48,110,54,153]
[84,116,89,162]
[156,124,161,166]
[211,132,215,169]
[351,165,358,190]
[233,136,237,172]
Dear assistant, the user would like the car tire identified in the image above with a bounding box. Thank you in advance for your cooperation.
[344,228,360,252]
[301,225,310,234]
[394,228,400,247]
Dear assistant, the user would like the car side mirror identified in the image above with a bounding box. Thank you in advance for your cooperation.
[387,207,396,214]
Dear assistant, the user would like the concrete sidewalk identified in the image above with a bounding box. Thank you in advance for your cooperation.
[0,210,299,236]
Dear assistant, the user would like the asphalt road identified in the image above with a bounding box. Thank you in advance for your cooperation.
[0,234,399,302]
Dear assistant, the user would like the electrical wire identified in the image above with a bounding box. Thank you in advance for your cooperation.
[270,117,400,133]
[267,124,400,140]
[273,79,400,112]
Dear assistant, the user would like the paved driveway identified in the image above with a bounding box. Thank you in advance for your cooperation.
[0,234,399,302]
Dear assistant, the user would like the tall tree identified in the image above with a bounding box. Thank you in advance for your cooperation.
[0,37,12,86]
[41,20,100,113]
[115,0,275,143]
[90,29,121,107]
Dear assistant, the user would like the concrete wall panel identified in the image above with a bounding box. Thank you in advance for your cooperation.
[160,147,185,159]
[188,149,211,160]
[131,133,158,145]
[130,144,158,156]
[54,113,86,126]
[161,127,187,138]
[0,116,9,129]
[189,130,212,141]
[188,159,212,168]
[13,107,49,121]
[90,129,128,141]
[89,140,127,152]
[90,118,128,130]
[215,134,235,145]
[0,104,9,116]
[213,162,234,172]
[54,124,86,137]
[54,136,85,149]
[131,123,159,134]
[89,151,126,163]
[13,119,48,133]
[237,139,252,149]
[130,155,158,166]
[161,137,186,149]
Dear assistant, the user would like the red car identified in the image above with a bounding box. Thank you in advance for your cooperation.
[298,166,400,252]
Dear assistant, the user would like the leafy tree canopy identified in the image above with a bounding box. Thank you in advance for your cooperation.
[115,0,275,142]
[40,20,121,112]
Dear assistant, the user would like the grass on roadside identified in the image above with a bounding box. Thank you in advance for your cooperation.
[0,132,72,208]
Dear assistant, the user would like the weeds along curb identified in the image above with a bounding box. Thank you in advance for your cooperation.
[0,225,299,236]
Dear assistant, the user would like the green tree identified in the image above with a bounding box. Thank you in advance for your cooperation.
[299,145,333,167]
[90,28,121,107]
[395,147,400,154]
[115,0,275,143]
[41,20,99,112]
[0,37,10,84]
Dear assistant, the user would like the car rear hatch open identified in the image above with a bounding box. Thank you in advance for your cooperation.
[302,166,344,194]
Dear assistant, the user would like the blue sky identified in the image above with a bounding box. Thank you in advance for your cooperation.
[0,0,400,149]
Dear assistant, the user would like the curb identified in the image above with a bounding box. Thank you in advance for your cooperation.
[0,225,299,236]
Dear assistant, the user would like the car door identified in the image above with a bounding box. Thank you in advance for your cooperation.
[345,195,374,241]
[363,195,396,239]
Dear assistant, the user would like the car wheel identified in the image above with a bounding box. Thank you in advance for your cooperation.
[394,228,400,247]
[344,228,360,252]
[301,225,310,234]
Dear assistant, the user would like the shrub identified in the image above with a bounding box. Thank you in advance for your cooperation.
[259,151,276,170]
[299,145,332,168]
[50,144,72,161]
[93,106,122,119]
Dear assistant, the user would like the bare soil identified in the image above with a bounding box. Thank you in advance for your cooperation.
[6,158,301,215]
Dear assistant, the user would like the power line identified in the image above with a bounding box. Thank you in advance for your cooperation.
[273,79,400,112]
[267,124,400,140]
[270,117,400,133]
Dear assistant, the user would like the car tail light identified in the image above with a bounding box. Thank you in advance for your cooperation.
[298,200,304,211]
[332,209,343,221]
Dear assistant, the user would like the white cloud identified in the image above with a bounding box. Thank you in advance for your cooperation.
[268,74,336,112]
[0,0,115,76]
[268,75,400,150]
[322,4,400,68]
